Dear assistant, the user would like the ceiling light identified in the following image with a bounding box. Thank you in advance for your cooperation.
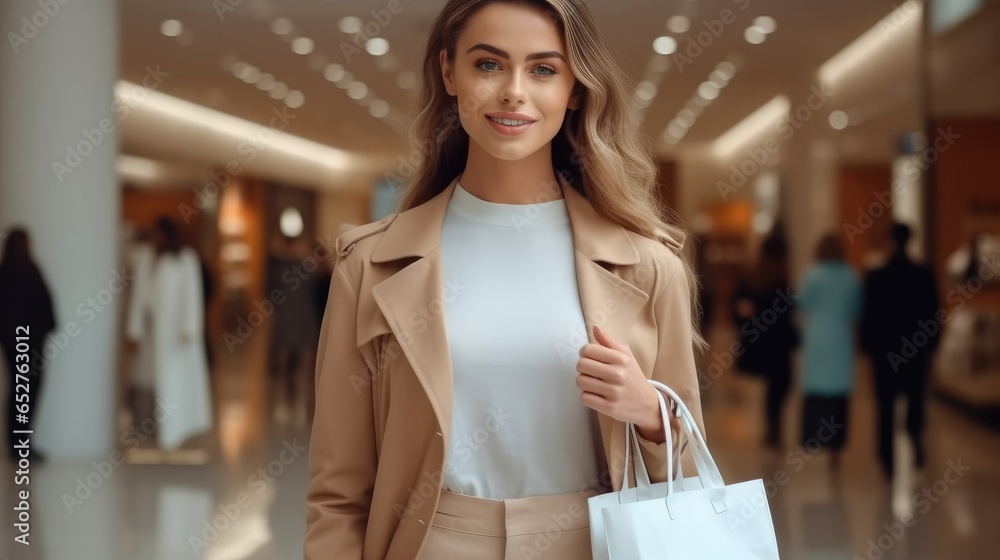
[269,82,288,99]
[255,73,275,90]
[697,81,720,100]
[396,71,416,89]
[676,108,696,127]
[713,95,790,157]
[819,0,922,85]
[653,36,678,55]
[636,81,658,101]
[744,26,767,44]
[668,121,688,138]
[829,110,849,130]
[667,16,690,33]
[291,37,314,54]
[347,82,369,100]
[285,90,305,108]
[715,61,737,79]
[753,16,777,34]
[271,18,294,35]
[369,100,390,118]
[241,67,261,83]
[339,16,363,34]
[709,70,730,87]
[160,19,183,37]
[324,64,345,82]
[335,72,354,89]
[366,38,390,56]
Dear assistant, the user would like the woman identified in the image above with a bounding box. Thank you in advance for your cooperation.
[798,233,861,469]
[0,228,56,462]
[125,216,213,450]
[731,225,798,448]
[305,1,707,558]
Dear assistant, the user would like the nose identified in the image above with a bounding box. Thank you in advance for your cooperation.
[499,70,526,105]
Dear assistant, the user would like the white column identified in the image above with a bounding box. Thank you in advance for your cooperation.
[1,0,119,459]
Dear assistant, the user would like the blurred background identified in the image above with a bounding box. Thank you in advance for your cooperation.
[1,0,999,558]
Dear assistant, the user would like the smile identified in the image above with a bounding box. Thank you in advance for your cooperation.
[485,115,535,136]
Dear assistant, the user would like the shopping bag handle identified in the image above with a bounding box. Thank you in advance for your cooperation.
[647,380,727,495]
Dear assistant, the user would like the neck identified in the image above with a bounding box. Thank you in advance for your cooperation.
[458,141,564,205]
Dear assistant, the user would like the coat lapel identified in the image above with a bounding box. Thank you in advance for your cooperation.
[369,172,649,478]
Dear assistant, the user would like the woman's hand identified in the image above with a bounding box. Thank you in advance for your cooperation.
[576,324,679,444]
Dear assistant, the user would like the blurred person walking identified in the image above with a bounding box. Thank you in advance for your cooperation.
[731,225,799,449]
[860,223,940,478]
[125,216,213,450]
[797,233,862,469]
[0,228,56,462]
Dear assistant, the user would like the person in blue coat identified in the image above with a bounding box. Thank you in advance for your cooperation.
[797,233,862,469]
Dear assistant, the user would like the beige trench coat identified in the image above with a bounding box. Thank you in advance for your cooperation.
[305,172,706,560]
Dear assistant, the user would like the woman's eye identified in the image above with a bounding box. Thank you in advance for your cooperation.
[477,59,501,71]
[534,64,557,76]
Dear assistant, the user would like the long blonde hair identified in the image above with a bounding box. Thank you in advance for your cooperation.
[398,0,706,350]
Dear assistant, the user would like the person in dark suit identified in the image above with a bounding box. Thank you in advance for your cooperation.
[860,223,941,478]
[0,228,56,462]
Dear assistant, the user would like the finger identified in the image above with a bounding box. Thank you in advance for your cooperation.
[593,324,623,351]
[580,391,610,413]
[578,343,622,364]
[576,357,620,382]
[575,372,610,395]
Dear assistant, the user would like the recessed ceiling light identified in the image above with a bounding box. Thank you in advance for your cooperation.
[715,61,737,79]
[269,82,289,99]
[396,71,416,89]
[271,18,294,35]
[370,100,390,118]
[668,121,688,138]
[709,70,730,87]
[666,16,690,34]
[335,72,354,89]
[256,73,275,90]
[241,66,261,83]
[744,26,767,44]
[829,110,849,130]
[160,19,183,37]
[676,108,696,127]
[324,64,346,82]
[753,16,777,34]
[366,38,390,56]
[291,37,314,55]
[347,82,369,100]
[652,36,678,55]
[697,81,720,100]
[636,81,658,101]
[285,90,305,108]
[339,16,362,34]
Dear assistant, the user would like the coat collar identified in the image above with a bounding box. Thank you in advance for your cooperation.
[370,172,642,266]
[366,171,649,489]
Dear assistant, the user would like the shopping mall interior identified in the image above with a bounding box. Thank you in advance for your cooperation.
[1,0,999,558]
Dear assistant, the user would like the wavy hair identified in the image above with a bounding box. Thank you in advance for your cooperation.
[398,0,706,350]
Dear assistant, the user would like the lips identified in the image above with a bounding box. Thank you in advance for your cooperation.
[488,116,533,126]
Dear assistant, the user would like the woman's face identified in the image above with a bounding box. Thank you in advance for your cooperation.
[440,2,581,162]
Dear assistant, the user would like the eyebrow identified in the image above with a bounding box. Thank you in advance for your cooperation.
[465,43,566,62]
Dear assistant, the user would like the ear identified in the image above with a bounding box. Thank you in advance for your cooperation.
[567,83,584,110]
[440,48,457,96]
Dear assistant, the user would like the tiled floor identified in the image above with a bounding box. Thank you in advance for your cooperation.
[2,324,999,559]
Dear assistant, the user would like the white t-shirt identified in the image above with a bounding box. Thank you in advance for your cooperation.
[439,181,601,499]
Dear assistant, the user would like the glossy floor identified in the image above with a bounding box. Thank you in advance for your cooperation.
[2,328,999,559]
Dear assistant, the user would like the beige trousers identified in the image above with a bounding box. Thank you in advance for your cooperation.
[416,487,598,560]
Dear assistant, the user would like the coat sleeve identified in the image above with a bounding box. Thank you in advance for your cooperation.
[635,251,706,483]
[305,259,377,560]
